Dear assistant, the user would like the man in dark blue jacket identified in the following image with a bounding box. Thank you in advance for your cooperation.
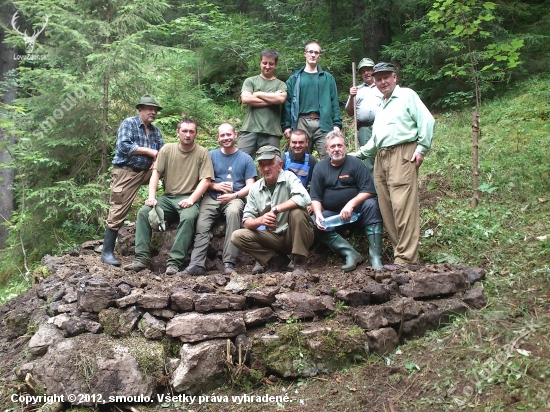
[281,42,342,160]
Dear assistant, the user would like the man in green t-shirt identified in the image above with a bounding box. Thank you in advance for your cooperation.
[238,50,287,159]
[124,117,214,275]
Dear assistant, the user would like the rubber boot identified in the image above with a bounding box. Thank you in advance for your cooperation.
[365,222,384,270]
[101,228,121,266]
[322,231,362,272]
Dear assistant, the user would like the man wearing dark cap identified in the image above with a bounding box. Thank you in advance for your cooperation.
[352,63,435,271]
[101,94,164,267]
[345,58,382,178]
[231,146,314,275]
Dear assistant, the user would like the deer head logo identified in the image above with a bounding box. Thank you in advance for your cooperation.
[11,12,49,54]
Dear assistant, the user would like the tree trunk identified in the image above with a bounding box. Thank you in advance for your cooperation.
[363,10,392,61]
[0,4,18,248]
[471,111,480,208]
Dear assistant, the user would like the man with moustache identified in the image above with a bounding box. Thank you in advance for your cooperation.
[345,58,382,177]
[239,50,287,158]
[231,146,314,276]
[183,123,257,276]
[281,41,342,160]
[353,63,435,270]
[124,117,214,275]
[101,94,164,267]
[310,131,383,271]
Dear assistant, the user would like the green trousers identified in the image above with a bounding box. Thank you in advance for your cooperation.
[134,194,200,268]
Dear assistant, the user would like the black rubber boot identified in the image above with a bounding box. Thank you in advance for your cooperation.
[365,222,384,270]
[322,231,362,272]
[101,228,121,266]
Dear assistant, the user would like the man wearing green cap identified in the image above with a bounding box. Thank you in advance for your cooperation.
[345,58,382,178]
[231,145,314,275]
[101,94,164,267]
[352,63,435,271]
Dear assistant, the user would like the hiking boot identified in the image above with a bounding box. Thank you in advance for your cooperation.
[165,265,179,276]
[182,265,206,276]
[268,252,291,272]
[291,254,309,276]
[224,263,236,275]
[252,261,265,275]
[286,255,295,271]
[124,260,149,272]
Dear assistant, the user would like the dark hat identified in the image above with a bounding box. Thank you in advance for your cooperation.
[148,205,166,232]
[358,58,375,70]
[256,145,281,161]
[373,62,397,74]
[136,94,163,111]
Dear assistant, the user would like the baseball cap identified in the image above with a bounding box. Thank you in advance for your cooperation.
[358,58,375,70]
[256,145,281,161]
[372,62,397,74]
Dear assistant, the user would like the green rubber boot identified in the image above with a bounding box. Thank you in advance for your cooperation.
[322,231,362,272]
[365,222,384,270]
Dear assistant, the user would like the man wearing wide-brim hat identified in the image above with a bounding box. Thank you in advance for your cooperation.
[351,63,435,271]
[345,57,383,179]
[100,94,164,267]
[231,145,314,276]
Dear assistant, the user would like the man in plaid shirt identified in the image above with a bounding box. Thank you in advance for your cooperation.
[101,95,164,267]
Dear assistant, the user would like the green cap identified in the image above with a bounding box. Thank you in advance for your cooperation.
[358,58,375,70]
[256,145,281,161]
[136,94,163,111]
[373,62,397,74]
[148,205,166,232]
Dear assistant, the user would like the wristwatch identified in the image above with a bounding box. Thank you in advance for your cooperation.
[271,206,279,215]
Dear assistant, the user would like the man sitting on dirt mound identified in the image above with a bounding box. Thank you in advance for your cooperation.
[124,117,214,275]
[310,131,383,272]
[231,146,314,276]
[182,123,257,276]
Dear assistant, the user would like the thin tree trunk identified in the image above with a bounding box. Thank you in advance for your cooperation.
[0,4,18,247]
[471,111,479,208]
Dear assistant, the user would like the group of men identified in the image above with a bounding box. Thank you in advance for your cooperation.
[100,41,435,275]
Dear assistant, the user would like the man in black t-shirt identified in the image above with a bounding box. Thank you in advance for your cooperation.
[310,131,383,271]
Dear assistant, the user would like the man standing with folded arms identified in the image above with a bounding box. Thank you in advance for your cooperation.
[239,50,287,159]
[281,42,342,160]
[352,63,435,271]
[101,95,164,267]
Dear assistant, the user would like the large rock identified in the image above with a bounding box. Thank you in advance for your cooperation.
[334,289,370,306]
[354,307,389,331]
[244,307,277,327]
[29,334,160,405]
[171,339,234,394]
[28,324,64,356]
[77,278,119,312]
[401,298,468,339]
[399,272,468,298]
[245,287,280,306]
[137,293,170,309]
[138,312,166,340]
[99,306,142,337]
[194,294,246,313]
[271,292,335,320]
[461,286,488,309]
[367,327,398,355]
[165,313,246,343]
[170,289,195,312]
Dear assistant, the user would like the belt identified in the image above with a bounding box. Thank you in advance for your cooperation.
[357,121,374,128]
[114,165,147,173]
[299,112,320,119]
